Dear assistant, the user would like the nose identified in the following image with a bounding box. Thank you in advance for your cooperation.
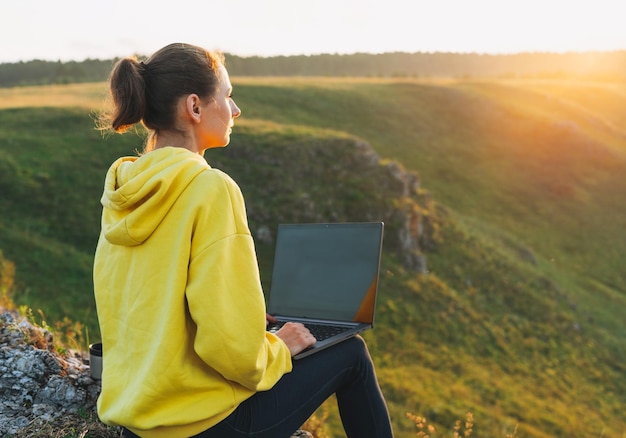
[231,100,241,118]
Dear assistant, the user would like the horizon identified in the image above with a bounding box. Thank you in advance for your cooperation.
[3,0,625,64]
[3,48,625,66]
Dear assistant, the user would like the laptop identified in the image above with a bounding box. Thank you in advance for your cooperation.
[266,222,384,359]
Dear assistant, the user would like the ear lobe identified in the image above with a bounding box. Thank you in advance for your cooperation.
[192,106,200,119]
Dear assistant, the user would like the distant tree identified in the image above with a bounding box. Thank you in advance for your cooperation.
[1,51,625,88]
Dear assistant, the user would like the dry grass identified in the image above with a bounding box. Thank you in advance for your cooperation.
[406,411,521,438]
[0,82,107,110]
[9,412,122,438]
[10,413,325,438]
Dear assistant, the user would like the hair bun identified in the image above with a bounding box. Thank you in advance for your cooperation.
[138,60,148,75]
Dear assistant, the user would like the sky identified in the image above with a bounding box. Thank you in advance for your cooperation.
[2,0,625,63]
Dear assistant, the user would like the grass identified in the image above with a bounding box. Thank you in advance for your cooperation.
[8,413,122,438]
[0,82,108,110]
[1,77,625,436]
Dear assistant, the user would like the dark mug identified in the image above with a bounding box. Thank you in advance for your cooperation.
[89,342,103,380]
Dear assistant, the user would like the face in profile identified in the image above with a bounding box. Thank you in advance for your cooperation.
[198,65,241,149]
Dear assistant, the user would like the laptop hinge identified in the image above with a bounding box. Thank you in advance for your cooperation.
[273,316,360,327]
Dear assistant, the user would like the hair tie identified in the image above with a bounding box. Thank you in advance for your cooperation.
[138,60,148,75]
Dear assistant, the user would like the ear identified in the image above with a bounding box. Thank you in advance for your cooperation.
[185,94,202,123]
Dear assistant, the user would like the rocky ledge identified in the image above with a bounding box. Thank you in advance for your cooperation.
[0,307,312,437]
[0,307,102,436]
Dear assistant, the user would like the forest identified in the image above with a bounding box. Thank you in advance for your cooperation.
[1,50,625,87]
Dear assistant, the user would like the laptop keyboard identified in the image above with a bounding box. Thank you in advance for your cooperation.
[269,322,351,341]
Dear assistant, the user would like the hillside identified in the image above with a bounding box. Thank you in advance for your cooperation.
[1,78,625,437]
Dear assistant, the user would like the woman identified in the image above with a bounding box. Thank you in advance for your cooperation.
[93,42,393,438]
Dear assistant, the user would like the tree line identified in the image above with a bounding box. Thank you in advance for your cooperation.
[1,51,624,88]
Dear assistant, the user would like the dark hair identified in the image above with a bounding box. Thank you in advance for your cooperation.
[102,43,224,148]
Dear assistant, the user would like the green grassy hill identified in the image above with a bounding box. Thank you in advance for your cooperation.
[0,77,624,437]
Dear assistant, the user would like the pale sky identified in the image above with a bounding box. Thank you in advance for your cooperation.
[2,0,624,63]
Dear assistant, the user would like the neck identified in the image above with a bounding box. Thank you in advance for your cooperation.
[153,131,202,154]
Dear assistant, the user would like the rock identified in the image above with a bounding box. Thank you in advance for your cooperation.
[0,308,101,436]
[0,308,314,437]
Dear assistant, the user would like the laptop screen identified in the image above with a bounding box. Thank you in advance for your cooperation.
[267,222,384,323]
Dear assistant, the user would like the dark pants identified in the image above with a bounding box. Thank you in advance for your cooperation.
[125,336,393,438]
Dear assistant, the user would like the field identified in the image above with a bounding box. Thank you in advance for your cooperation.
[0,76,625,437]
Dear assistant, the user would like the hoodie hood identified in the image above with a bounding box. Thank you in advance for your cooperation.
[100,147,209,246]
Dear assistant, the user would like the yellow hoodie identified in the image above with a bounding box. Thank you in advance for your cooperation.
[93,147,292,438]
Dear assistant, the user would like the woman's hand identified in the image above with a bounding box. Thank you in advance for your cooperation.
[274,322,317,357]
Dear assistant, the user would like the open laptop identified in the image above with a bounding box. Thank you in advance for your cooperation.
[266,222,384,359]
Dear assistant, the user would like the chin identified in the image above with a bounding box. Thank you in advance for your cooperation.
[206,141,229,150]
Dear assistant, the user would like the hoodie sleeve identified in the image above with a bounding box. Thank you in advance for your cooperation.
[184,171,292,391]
